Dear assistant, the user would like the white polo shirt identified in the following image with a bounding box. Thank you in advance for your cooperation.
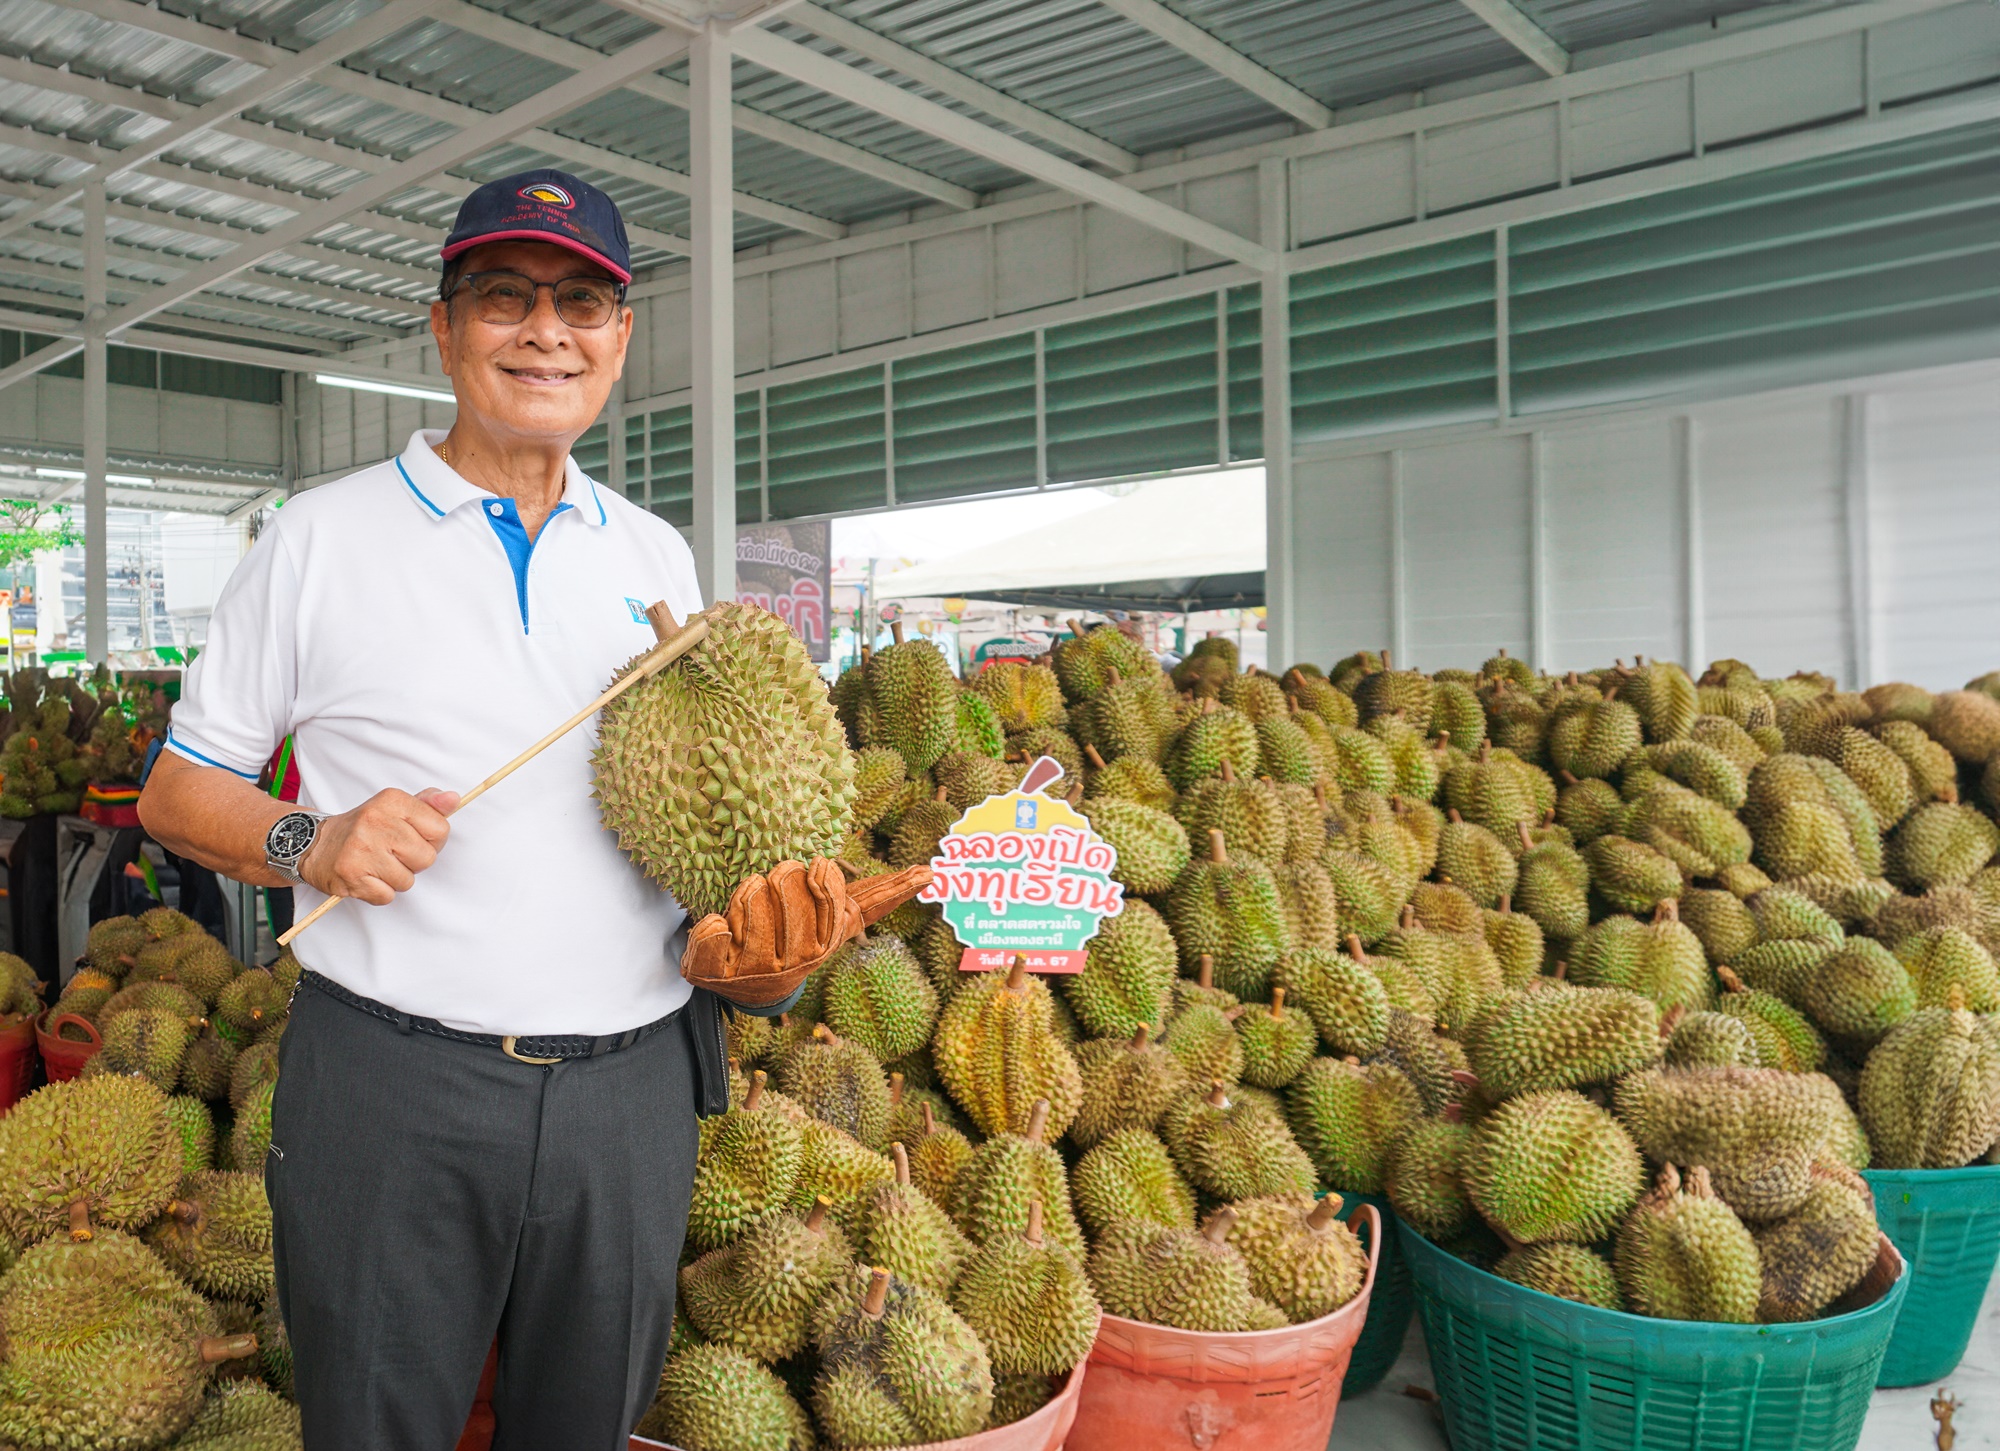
[169,429,703,1035]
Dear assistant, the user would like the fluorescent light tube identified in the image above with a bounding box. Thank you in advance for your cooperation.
[314,373,456,404]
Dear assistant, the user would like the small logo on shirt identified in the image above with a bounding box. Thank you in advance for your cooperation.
[626,598,647,622]
[519,183,575,209]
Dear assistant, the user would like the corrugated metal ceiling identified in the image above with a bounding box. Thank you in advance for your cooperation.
[0,0,1795,355]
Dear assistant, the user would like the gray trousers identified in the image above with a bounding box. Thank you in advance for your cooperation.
[267,977,700,1450]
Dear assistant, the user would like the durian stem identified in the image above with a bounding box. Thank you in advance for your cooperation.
[1496,646,1508,658]
[890,621,906,646]
[887,1072,904,1106]
[1497,894,1511,914]
[863,1267,892,1319]
[643,601,681,641]
[1067,618,1087,639]
[1202,1207,1237,1244]
[1345,934,1367,963]
[1400,904,1416,930]
[1269,988,1286,1018]
[1441,1102,1464,1124]
[813,1023,842,1047]
[934,784,948,803]
[1006,957,1028,992]
[1449,1069,1481,1089]
[1558,769,1579,786]
[1447,808,1462,823]
[1659,1005,1686,1039]
[1129,1023,1150,1050]
[199,1334,259,1365]
[1219,759,1236,784]
[1381,649,1393,671]
[807,1196,833,1231]
[1204,1080,1230,1109]
[1083,744,1107,770]
[1208,829,1228,865]
[1198,954,1215,989]
[1025,1098,1051,1143]
[166,1199,200,1226]
[1478,741,1490,763]
[66,1199,92,1243]
[1308,1196,1342,1229]
[746,1071,767,1111]
[1714,964,1745,994]
[921,1102,938,1135]
[890,1143,910,1186]
[1314,781,1327,810]
[1025,1199,1045,1248]
[1107,666,1122,685]
[1552,960,1568,981]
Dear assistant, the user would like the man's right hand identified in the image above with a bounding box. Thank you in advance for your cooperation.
[299,788,459,905]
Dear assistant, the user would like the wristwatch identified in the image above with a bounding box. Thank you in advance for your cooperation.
[265,810,327,885]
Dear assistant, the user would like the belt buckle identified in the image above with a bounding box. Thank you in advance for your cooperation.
[501,1035,563,1065]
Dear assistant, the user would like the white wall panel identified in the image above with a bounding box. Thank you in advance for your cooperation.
[1085,191,1181,296]
[769,262,834,366]
[1569,77,1693,181]
[1184,170,1257,270]
[911,231,989,334]
[1292,451,1394,667]
[838,248,909,351]
[993,213,1076,316]
[1404,435,1533,671]
[1428,108,1560,215]
[1696,34,1864,149]
[108,389,160,454]
[1877,4,2000,105]
[1699,396,1849,681]
[1292,139,1414,246]
[733,275,768,380]
[1541,416,1684,671]
[1871,375,2000,689]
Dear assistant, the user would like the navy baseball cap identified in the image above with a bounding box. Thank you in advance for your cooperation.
[441,168,632,284]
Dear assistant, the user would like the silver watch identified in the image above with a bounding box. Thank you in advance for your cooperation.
[265,810,327,885]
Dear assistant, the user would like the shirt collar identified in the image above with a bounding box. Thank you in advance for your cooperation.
[398,429,608,527]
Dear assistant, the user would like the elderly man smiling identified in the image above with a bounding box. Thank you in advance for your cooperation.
[140,170,730,1448]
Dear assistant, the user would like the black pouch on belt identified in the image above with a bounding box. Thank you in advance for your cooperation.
[682,980,806,1119]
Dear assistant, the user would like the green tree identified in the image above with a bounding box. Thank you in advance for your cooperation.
[0,499,80,595]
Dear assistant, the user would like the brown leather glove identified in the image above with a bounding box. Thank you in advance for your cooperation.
[682,859,933,1007]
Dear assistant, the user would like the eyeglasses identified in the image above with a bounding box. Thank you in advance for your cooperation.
[445,270,626,328]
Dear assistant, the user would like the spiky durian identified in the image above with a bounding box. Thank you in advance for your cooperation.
[812,1266,994,1445]
[933,960,1083,1143]
[1070,1128,1196,1238]
[1227,1192,1369,1323]
[1063,900,1175,1040]
[1286,1056,1421,1194]
[1858,989,2000,1169]
[1163,830,1291,999]
[1462,1090,1644,1244]
[950,1200,1099,1376]
[1070,1025,1189,1147]
[1614,1164,1760,1323]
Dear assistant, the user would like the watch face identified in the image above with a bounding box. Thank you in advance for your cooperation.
[269,814,316,860]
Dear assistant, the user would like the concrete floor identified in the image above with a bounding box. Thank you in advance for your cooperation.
[1329,1268,2000,1450]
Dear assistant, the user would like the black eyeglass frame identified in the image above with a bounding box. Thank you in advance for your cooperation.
[441,269,629,328]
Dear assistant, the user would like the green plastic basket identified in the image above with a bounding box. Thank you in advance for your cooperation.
[1333,1190,1413,1397]
[1399,1219,1907,1451]
[1863,1162,2000,1387]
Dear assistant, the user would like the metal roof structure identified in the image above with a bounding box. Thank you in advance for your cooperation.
[0,0,1792,366]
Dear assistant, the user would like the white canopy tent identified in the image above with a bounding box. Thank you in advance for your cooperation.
[872,469,1265,612]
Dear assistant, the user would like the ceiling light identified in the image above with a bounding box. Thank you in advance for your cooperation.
[313,373,456,404]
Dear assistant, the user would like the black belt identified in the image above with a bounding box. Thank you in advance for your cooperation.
[299,970,682,1064]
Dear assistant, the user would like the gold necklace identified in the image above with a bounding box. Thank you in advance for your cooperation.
[436,439,452,467]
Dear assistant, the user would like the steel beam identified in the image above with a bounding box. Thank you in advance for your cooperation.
[1097,0,1332,130]
[689,22,736,604]
[83,181,108,661]
[733,27,1275,271]
[1458,0,1570,78]
[783,3,1140,174]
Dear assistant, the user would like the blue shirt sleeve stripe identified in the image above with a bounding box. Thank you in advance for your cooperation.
[163,728,261,780]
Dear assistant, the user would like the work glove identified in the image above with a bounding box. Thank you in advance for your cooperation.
[681,858,933,1008]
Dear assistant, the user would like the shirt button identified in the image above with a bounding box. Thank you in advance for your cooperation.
[489,502,504,516]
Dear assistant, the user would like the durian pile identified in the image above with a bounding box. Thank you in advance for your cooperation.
[658,630,2000,1449]
[0,665,156,817]
[0,909,298,1448]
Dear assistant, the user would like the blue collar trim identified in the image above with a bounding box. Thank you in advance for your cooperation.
[396,457,445,518]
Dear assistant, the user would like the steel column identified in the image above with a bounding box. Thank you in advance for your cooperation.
[1841,394,1874,689]
[1258,159,1293,669]
[83,180,108,662]
[689,21,736,604]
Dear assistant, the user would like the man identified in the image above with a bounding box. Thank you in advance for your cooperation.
[139,170,900,1448]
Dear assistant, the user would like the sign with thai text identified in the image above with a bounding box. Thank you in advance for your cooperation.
[736,521,831,662]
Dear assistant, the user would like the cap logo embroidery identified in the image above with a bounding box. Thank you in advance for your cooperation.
[519,183,575,208]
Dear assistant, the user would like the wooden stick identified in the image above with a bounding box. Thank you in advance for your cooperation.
[278,606,711,946]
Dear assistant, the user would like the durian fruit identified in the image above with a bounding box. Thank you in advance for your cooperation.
[1895,925,2000,1012]
[951,1100,1087,1261]
[1626,739,1749,810]
[1160,999,1245,1088]
[934,750,1013,813]
[887,785,956,868]
[1614,1164,1760,1323]
[1583,835,1684,917]
[1063,899,1176,1041]
[1619,782,1753,880]
[1614,1066,1837,1222]
[1070,1025,1189,1148]
[1568,902,1712,1012]
[1233,988,1316,1089]
[1407,879,1483,936]
[681,1199,853,1363]
[1753,1170,1879,1322]
[812,1266,994,1446]
[1462,1090,1644,1244]
[950,1200,1100,1376]
[163,1096,216,1177]
[850,744,913,834]
[1227,1192,1368,1323]
[1443,743,1549,837]
[1165,704,1260,789]
[1082,747,1178,813]
[1513,824,1592,942]
[1795,939,1915,1051]
[1268,856,1342,953]
[1618,660,1700,743]
[1385,1114,1474,1239]
[1464,983,1662,1097]
[968,661,1067,735]
[1164,830,1292,1000]
[986,1375,1059,1432]
[1926,689,2000,765]
[86,915,147,976]
[776,1025,893,1152]
[1483,897,1546,988]
[1070,1128,1196,1237]
[0,1074,182,1242]
[688,1070,805,1253]
[1080,797,1190,895]
[173,1380,303,1450]
[904,1103,973,1212]
[1858,989,2000,1168]
[227,1043,281,1115]
[1495,1242,1620,1309]
[933,960,1083,1142]
[1678,887,1759,965]
[856,1143,973,1296]
[1437,811,1518,909]
[1875,719,1958,804]
[868,629,962,775]
[593,602,858,919]
[1665,1010,1760,1069]
[1053,624,1154,705]
[1887,801,2000,891]
[1556,771,1625,845]
[1284,1055,1419,1195]
[1093,1208,1269,1332]
[1008,725,1084,785]
[1712,966,1826,1073]
[1320,848,1407,947]
[955,691,1007,759]
[98,1007,196,1092]
[640,1341,815,1451]
[228,1082,275,1174]
[51,968,116,1023]
[143,1171,273,1303]
[1432,678,1489,753]
[214,970,286,1042]
[819,935,939,1065]
[1548,697,1643,780]
[1273,943,1391,1057]
[1165,1080,1316,1201]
